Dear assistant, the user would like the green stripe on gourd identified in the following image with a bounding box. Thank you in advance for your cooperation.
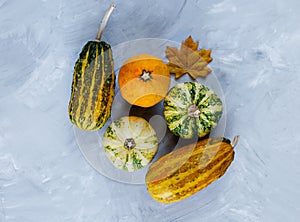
[68,4,116,131]
[164,82,223,139]
[68,41,115,130]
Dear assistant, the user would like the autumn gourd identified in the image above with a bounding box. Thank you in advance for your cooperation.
[68,4,116,131]
[146,136,239,204]
[164,82,223,139]
[103,116,158,172]
[118,54,171,108]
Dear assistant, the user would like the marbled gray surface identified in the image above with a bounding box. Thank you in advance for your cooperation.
[1,0,300,221]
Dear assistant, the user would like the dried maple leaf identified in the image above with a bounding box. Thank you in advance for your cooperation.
[166,36,213,79]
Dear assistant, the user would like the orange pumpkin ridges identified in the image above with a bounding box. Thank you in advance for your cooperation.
[145,137,238,204]
[118,54,170,108]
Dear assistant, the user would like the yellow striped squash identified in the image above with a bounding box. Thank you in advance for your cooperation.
[68,41,115,130]
[68,4,116,131]
[145,136,239,204]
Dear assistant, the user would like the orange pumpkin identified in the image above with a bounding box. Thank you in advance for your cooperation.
[118,54,170,107]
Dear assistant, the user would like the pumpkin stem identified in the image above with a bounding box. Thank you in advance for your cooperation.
[124,138,136,150]
[188,104,201,117]
[95,3,116,41]
[231,135,239,148]
[139,69,153,82]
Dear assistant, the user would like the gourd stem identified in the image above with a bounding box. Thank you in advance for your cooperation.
[95,3,116,41]
[188,104,201,118]
[231,135,239,148]
[124,138,136,150]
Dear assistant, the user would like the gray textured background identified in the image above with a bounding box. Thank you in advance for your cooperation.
[0,0,300,221]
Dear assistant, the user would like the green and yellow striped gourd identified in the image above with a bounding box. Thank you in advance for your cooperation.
[103,116,159,172]
[164,82,223,139]
[68,4,116,131]
[146,136,239,204]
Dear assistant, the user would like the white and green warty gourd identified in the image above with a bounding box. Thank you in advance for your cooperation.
[103,116,158,172]
[164,82,223,139]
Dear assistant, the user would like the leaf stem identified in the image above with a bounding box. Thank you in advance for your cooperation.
[95,3,116,41]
